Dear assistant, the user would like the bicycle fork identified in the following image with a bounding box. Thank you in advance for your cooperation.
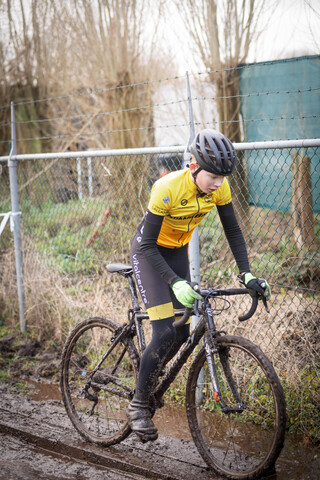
[203,305,246,414]
[204,337,246,414]
[203,337,223,406]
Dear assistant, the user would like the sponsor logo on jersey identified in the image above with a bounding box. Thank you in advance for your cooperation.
[168,212,206,220]
[151,205,167,215]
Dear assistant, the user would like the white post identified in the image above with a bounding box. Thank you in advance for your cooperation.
[87,156,93,197]
[77,158,82,199]
[9,102,26,333]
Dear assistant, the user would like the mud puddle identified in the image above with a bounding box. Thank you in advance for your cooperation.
[23,379,319,480]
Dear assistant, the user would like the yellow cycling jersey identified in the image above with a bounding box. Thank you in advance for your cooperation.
[147,169,232,248]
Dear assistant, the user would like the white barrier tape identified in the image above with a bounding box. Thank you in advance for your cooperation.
[0,211,21,236]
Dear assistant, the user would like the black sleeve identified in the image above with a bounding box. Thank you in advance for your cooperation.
[139,210,181,286]
[216,202,250,274]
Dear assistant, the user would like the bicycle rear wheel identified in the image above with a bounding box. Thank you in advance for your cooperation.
[186,334,286,480]
[61,317,139,446]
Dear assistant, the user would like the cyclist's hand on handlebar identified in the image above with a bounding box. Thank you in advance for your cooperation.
[172,280,202,308]
[239,273,271,300]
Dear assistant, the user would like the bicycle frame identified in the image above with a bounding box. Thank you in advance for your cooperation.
[154,315,206,401]
[154,294,244,412]
[108,267,262,414]
[124,273,229,410]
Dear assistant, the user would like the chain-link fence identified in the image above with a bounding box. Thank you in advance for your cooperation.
[1,142,320,440]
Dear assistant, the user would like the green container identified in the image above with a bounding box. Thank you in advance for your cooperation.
[239,55,320,212]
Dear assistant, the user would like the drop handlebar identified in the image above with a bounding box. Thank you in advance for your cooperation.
[173,286,267,328]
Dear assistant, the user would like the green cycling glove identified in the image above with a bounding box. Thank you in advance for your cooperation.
[240,273,271,300]
[172,280,202,308]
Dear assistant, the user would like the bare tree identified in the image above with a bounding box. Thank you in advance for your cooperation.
[50,0,171,210]
[54,0,167,150]
[1,0,170,151]
[173,0,271,222]
[0,0,66,154]
[1,0,172,209]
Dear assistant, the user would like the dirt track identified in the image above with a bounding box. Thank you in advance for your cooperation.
[1,381,320,480]
[0,330,319,480]
[0,382,219,480]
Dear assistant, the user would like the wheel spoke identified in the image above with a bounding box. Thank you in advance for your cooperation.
[187,335,286,478]
[61,317,138,445]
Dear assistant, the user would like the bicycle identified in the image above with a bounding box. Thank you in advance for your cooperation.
[60,262,286,480]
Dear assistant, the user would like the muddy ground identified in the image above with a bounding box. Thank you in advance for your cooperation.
[0,334,319,480]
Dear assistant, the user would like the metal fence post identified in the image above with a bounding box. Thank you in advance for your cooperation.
[8,101,26,333]
[185,72,203,405]
[185,72,201,309]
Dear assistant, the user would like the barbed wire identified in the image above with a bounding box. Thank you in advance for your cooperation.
[1,56,318,147]
[0,55,317,111]
[1,114,319,145]
[195,86,320,103]
[0,74,186,111]
[0,85,319,129]
[0,122,190,144]
[0,98,189,128]
[1,88,319,135]
[198,55,320,78]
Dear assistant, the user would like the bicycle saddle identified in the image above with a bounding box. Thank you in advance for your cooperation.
[106,263,133,274]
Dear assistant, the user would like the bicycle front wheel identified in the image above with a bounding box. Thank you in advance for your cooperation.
[61,317,139,446]
[186,335,286,480]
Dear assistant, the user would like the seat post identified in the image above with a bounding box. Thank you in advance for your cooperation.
[128,273,140,311]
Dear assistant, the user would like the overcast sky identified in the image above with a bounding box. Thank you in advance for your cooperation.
[164,0,320,73]
[251,0,320,62]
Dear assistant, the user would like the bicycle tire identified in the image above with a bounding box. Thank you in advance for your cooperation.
[186,335,286,480]
[60,317,139,446]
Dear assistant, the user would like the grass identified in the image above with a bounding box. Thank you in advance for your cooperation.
[199,207,320,290]
[0,369,9,381]
[11,381,32,395]
[20,196,137,274]
[283,365,320,443]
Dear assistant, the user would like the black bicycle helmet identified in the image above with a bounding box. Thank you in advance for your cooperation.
[190,129,236,175]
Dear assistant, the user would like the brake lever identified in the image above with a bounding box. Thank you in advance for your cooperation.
[191,283,201,317]
[262,296,270,314]
[259,280,270,314]
[194,298,200,317]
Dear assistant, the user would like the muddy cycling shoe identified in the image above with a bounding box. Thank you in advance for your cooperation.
[126,399,158,443]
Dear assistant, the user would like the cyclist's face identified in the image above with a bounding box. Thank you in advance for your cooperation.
[189,160,224,193]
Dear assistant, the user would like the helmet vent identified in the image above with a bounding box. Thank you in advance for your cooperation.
[190,129,236,176]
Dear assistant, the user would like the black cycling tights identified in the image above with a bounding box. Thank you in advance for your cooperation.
[134,317,190,401]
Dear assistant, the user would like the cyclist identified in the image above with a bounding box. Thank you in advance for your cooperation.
[127,129,271,442]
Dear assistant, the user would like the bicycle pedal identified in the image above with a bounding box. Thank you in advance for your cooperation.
[221,403,246,414]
